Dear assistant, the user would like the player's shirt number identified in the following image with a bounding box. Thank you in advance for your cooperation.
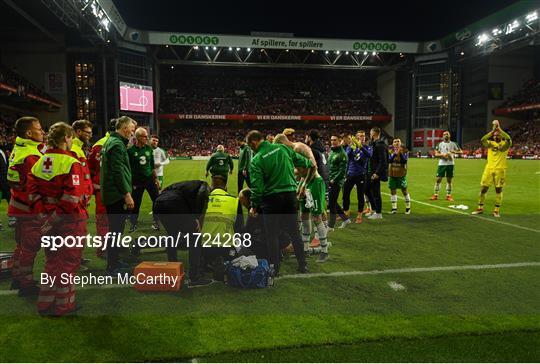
[139,156,147,165]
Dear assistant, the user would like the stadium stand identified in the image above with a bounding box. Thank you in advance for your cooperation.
[498,78,540,108]
[159,67,388,116]
[0,64,61,107]
[160,122,392,157]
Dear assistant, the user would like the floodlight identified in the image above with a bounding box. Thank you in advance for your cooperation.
[526,11,538,24]
[363,51,368,55]
[236,47,240,51]
[372,51,377,56]
[476,33,490,46]
[505,20,519,34]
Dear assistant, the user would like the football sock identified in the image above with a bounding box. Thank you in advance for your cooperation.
[390,194,398,210]
[478,192,486,208]
[434,183,441,196]
[446,183,452,196]
[301,220,311,251]
[495,192,503,211]
[405,194,411,209]
[315,220,328,253]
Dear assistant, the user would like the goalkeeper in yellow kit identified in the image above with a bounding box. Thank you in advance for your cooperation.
[472,120,512,218]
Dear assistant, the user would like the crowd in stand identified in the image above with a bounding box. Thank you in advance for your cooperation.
[160,123,391,157]
[460,120,540,158]
[0,64,60,105]
[0,114,16,150]
[498,78,540,108]
[159,67,388,116]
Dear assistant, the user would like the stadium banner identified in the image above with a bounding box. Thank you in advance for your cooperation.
[159,114,392,122]
[494,103,540,115]
[426,129,445,148]
[147,32,420,53]
[413,129,424,147]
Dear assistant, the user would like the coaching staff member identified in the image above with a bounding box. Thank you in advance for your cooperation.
[100,116,136,274]
[366,127,388,220]
[246,130,313,275]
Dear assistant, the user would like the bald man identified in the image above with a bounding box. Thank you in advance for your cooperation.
[127,127,160,237]
[206,144,234,183]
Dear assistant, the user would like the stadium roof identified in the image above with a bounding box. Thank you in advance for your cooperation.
[112,0,519,42]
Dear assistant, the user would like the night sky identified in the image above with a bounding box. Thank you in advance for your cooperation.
[113,0,520,41]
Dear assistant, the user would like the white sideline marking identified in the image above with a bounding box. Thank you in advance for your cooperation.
[381,192,540,234]
[1,262,539,296]
[388,281,406,291]
[277,261,540,280]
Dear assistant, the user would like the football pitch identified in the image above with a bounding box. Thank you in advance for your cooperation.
[0,158,539,362]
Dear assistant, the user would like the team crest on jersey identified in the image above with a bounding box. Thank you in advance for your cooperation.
[72,174,80,186]
[42,156,54,174]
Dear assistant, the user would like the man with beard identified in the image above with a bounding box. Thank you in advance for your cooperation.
[430,131,463,201]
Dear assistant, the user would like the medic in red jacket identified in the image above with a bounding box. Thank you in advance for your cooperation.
[28,122,88,316]
[7,117,45,296]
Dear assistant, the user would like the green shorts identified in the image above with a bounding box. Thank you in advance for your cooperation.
[388,176,407,190]
[300,176,326,215]
[436,165,454,178]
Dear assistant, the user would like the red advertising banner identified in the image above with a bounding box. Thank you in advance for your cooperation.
[158,114,392,122]
[494,103,540,115]
[413,129,424,147]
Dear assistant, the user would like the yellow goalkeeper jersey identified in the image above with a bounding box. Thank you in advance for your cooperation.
[485,140,510,169]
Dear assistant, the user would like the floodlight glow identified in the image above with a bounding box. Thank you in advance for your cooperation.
[363,51,368,55]
[247,47,251,51]
[325,50,329,54]
[345,51,349,55]
[228,47,233,51]
[311,50,315,53]
[205,46,209,50]
[372,51,377,56]
[336,51,340,54]
[236,47,240,51]
[427,96,433,100]
[526,11,538,23]
[419,96,423,100]
[476,33,490,46]
[100,18,110,30]
[492,28,502,36]
[193,46,198,50]
[505,20,519,34]
[436,96,442,100]
[213,46,217,50]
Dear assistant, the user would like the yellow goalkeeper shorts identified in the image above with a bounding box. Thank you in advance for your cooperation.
[480,168,506,188]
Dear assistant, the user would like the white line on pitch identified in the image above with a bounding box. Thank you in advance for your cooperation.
[381,192,540,233]
[278,261,540,280]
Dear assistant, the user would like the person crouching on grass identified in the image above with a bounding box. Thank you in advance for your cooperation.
[388,138,411,214]
[28,122,88,316]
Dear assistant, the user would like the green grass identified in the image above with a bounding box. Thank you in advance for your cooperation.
[0,158,539,362]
